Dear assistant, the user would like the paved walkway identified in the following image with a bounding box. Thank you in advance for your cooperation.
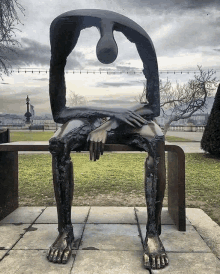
[0,207,219,273]
[166,142,204,153]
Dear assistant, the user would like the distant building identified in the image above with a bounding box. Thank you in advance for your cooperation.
[0,114,25,128]
[0,113,60,130]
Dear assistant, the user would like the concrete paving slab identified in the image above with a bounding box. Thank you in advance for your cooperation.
[0,207,219,273]
[135,207,174,225]
[0,224,31,250]
[0,207,45,224]
[87,207,136,224]
[186,208,220,260]
[72,250,149,274]
[0,250,8,260]
[135,207,190,225]
[140,225,211,253]
[14,224,84,250]
[0,250,74,273]
[152,252,219,274]
[80,224,142,251]
[35,206,90,224]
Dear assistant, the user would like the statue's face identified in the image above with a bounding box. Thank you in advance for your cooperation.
[96,33,118,64]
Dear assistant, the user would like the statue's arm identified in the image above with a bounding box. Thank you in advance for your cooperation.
[135,43,160,117]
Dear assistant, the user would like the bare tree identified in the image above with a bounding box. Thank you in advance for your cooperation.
[0,0,25,78]
[67,90,87,106]
[135,66,218,135]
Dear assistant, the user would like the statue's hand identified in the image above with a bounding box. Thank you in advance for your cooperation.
[87,127,107,161]
[113,109,148,127]
[130,103,154,118]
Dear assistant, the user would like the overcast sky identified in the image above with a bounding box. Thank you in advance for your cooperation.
[1,0,220,115]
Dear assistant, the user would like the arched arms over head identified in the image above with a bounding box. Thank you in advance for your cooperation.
[49,9,160,123]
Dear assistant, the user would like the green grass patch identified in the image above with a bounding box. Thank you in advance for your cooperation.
[185,153,220,224]
[165,136,194,142]
[18,153,146,206]
[10,131,54,141]
[18,152,220,225]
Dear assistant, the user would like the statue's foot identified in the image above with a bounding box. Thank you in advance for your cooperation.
[47,229,74,264]
[143,235,168,270]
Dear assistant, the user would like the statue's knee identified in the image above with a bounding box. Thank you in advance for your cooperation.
[146,155,154,170]
[49,119,90,155]
[49,137,66,155]
[138,121,164,141]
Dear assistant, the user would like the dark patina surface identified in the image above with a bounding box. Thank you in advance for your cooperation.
[48,9,168,270]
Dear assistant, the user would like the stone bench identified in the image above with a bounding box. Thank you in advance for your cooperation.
[0,141,186,231]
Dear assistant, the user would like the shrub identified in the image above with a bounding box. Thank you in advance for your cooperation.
[201,84,220,156]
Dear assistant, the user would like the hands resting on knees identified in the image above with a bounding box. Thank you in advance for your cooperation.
[87,105,152,161]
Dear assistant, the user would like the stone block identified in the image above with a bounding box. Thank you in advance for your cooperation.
[140,224,211,253]
[0,250,74,273]
[80,224,142,251]
[135,207,190,225]
[14,224,84,250]
[87,207,136,224]
[35,206,90,224]
[71,250,148,274]
[0,223,30,250]
[151,253,219,274]
[186,208,220,259]
[0,250,8,260]
[0,207,45,224]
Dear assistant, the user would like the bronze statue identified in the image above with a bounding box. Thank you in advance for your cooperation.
[47,9,168,270]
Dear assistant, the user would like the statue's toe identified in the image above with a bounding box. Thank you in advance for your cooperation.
[164,254,169,266]
[156,255,161,269]
[62,248,71,264]
[160,255,165,268]
[143,253,151,269]
[151,255,156,269]
[57,250,63,264]
[48,248,55,262]
[52,249,59,263]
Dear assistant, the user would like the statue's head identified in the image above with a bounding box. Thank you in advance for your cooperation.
[96,34,118,64]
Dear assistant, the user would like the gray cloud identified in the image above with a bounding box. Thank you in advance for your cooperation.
[115,65,141,71]
[95,80,144,88]
[4,38,84,69]
[117,0,220,12]
[151,13,220,57]
[32,78,48,81]
[89,99,134,105]
[96,82,131,88]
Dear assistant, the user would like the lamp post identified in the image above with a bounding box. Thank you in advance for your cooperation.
[24,95,32,124]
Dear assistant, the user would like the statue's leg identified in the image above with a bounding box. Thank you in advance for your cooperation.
[143,135,168,270]
[111,121,168,270]
[47,119,92,264]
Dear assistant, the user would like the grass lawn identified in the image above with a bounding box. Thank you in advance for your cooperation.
[165,136,194,142]
[18,152,220,226]
[10,130,193,142]
[10,131,54,141]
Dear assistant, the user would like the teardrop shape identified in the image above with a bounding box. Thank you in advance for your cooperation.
[96,35,118,64]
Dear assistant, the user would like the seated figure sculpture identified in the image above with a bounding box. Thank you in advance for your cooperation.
[47,9,168,270]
